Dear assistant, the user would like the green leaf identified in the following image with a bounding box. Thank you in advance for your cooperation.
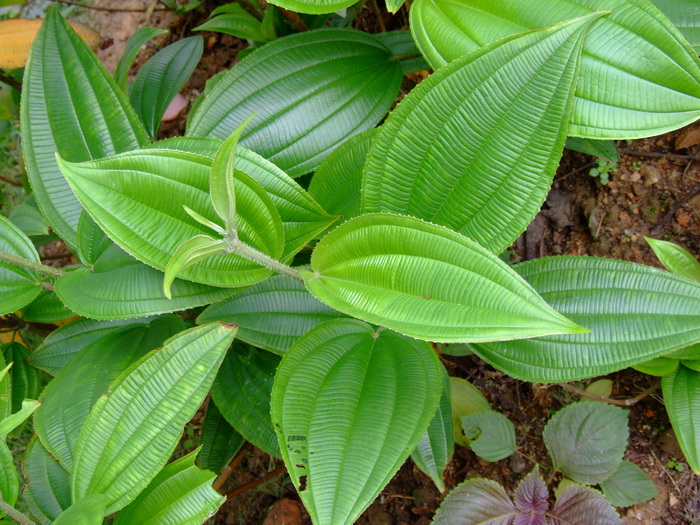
[77,211,113,267]
[632,356,679,377]
[114,27,169,93]
[410,0,700,139]
[432,478,517,524]
[649,0,700,53]
[52,494,107,525]
[544,401,628,485]
[0,399,39,437]
[565,137,620,162]
[373,31,429,75]
[462,410,516,462]
[583,379,613,401]
[0,214,42,315]
[20,7,149,248]
[1,342,39,415]
[265,0,354,15]
[683,359,700,372]
[0,356,9,422]
[198,273,346,354]
[113,449,224,525]
[599,460,658,507]
[187,29,403,177]
[58,150,282,288]
[72,323,237,513]
[450,377,490,447]
[271,319,442,525]
[194,5,268,42]
[0,441,17,512]
[363,13,601,253]
[8,203,49,236]
[662,364,700,473]
[147,141,339,256]
[647,237,700,282]
[21,289,75,323]
[472,256,700,381]
[24,437,71,523]
[55,244,235,320]
[411,366,453,491]
[211,343,281,458]
[130,36,203,138]
[308,129,375,225]
[164,235,226,299]
[35,318,181,471]
[29,315,182,375]
[666,342,700,360]
[198,401,245,473]
[304,214,586,343]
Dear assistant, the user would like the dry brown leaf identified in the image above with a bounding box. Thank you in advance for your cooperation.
[0,18,100,69]
[675,127,700,150]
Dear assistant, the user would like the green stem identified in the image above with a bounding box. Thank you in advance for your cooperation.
[0,250,67,279]
[225,239,304,283]
[0,493,35,525]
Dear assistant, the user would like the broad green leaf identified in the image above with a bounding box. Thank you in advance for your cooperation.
[271,319,442,525]
[373,31,429,75]
[411,366,453,491]
[432,478,517,524]
[309,129,375,225]
[55,244,235,320]
[0,399,39,437]
[266,0,355,15]
[1,343,39,415]
[450,377,490,447]
[0,441,17,512]
[662,364,700,473]
[550,485,620,525]
[683,359,700,372]
[130,36,203,138]
[462,410,516,462]
[647,237,700,282]
[198,401,245,473]
[194,5,268,42]
[114,27,168,93]
[113,449,224,525]
[599,460,658,507]
[72,323,237,513]
[77,211,112,267]
[187,29,403,177]
[649,0,700,53]
[410,0,700,139]
[24,437,71,523]
[544,402,628,485]
[667,342,700,360]
[565,137,620,162]
[472,256,700,381]
[633,356,679,377]
[35,319,180,471]
[164,235,226,299]
[21,289,74,323]
[29,315,181,375]
[198,273,346,354]
[21,7,149,248]
[147,141,339,256]
[0,214,42,315]
[211,343,281,458]
[363,13,601,253]
[52,494,107,525]
[9,203,49,236]
[304,214,586,343]
[0,356,9,422]
[57,150,281,288]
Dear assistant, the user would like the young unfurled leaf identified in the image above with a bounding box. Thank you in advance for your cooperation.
[647,237,700,282]
[599,460,658,508]
[462,410,516,462]
[662,364,700,473]
[163,235,226,299]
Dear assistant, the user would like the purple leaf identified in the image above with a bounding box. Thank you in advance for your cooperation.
[433,478,518,525]
[549,485,621,525]
[514,466,548,514]
[514,514,547,525]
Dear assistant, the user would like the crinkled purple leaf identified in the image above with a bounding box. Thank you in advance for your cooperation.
[549,485,620,525]
[514,467,548,514]
[513,514,547,525]
[432,478,517,525]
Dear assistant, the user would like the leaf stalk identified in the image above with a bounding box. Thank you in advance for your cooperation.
[224,236,303,283]
[0,250,66,279]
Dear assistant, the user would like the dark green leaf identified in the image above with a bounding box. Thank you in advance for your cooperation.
[0,214,42,315]
[24,437,71,523]
[20,290,74,323]
[76,211,112,267]
[565,137,620,162]
[1,342,39,414]
[8,203,49,236]
[662,364,700,473]
[462,410,516,462]
[599,460,658,507]
[198,401,245,473]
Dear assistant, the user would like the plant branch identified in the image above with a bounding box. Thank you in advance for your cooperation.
[278,7,308,31]
[0,250,67,279]
[556,380,660,407]
[213,442,251,492]
[225,238,304,283]
[49,0,167,12]
[0,493,35,525]
[0,72,21,92]
[0,174,22,188]
[225,464,287,500]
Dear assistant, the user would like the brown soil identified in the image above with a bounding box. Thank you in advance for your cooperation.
[76,1,700,523]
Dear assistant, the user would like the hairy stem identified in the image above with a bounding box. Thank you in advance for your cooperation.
[0,494,35,525]
[225,239,304,283]
[0,251,67,279]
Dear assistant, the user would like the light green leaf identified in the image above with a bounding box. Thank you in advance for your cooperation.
[0,214,42,315]
[197,273,346,354]
[0,399,39,437]
[450,377,490,447]
[72,323,237,513]
[194,5,268,42]
[271,319,442,525]
[544,402,628,485]
[1,342,40,416]
[304,214,586,343]
[8,203,49,236]
[372,31,429,74]
[633,356,679,377]
[266,0,355,14]
[24,437,71,524]
[649,0,700,53]
[52,494,107,525]
[683,359,700,372]
[411,366,453,491]
[55,244,235,320]
[114,27,169,93]
[462,410,516,462]
[0,441,17,512]
[385,0,404,14]
[599,460,658,507]
[187,29,402,177]
[130,36,203,138]
[211,343,281,458]
[309,129,375,225]
[472,256,700,381]
[77,211,112,267]
[410,0,700,139]
[198,401,245,473]
[113,449,224,525]
[363,13,601,253]
[667,342,700,360]
[0,357,9,422]
[583,379,613,401]
[20,7,149,248]
[662,364,700,473]
[164,235,226,299]
[565,137,620,162]
[647,237,700,282]
[21,289,74,323]
[35,318,181,471]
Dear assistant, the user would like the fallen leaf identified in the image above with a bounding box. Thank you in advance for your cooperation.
[675,128,700,150]
[677,212,691,228]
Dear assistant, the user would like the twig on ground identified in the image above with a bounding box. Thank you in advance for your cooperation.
[225,464,287,500]
[556,380,660,407]
[650,182,700,235]
[619,148,700,162]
